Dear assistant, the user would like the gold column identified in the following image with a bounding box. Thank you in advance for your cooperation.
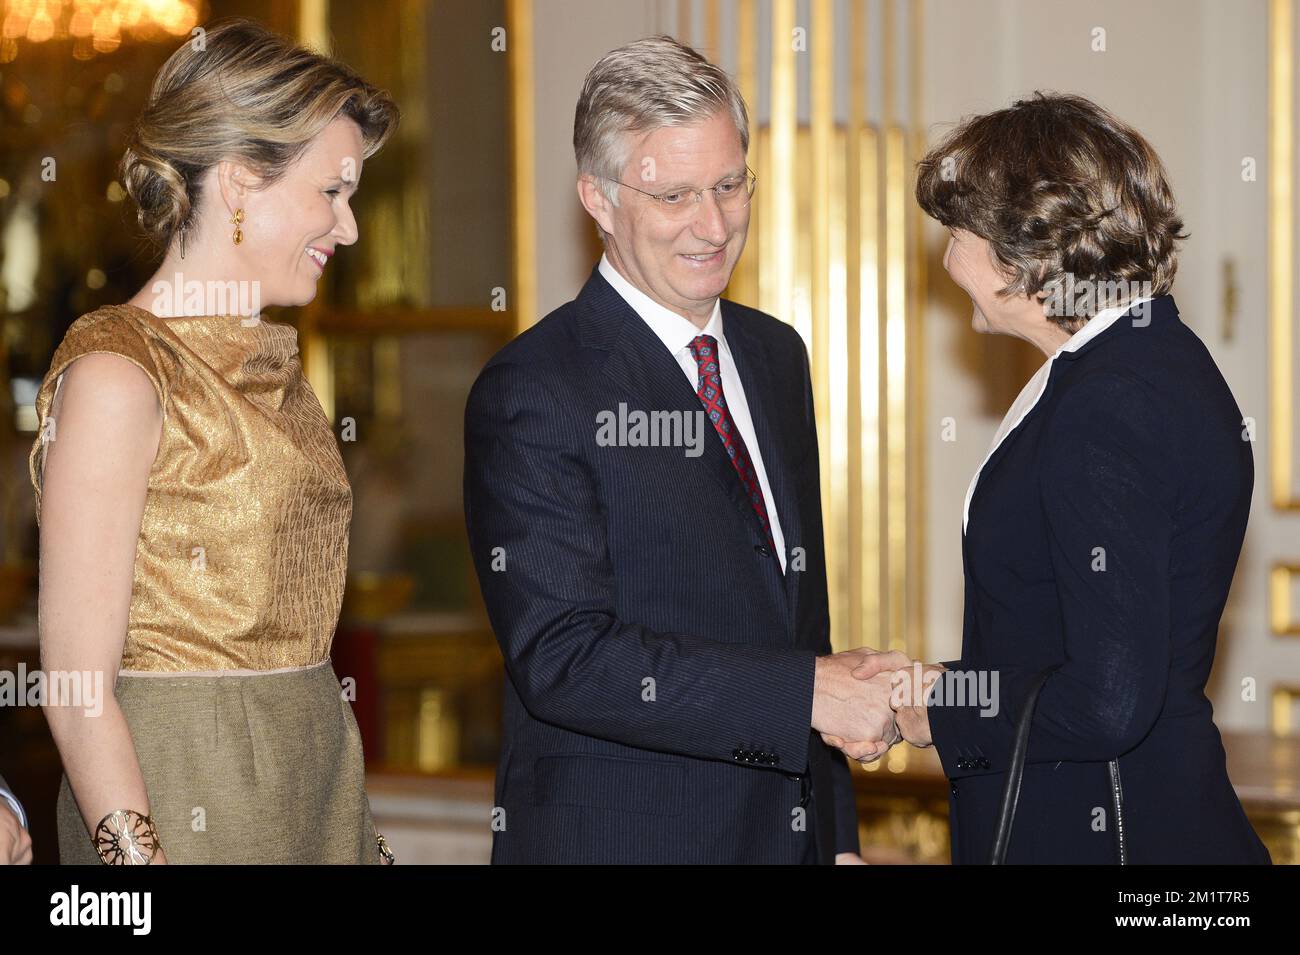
[767,0,798,344]
[297,0,333,417]
[1269,0,1300,739]
[1270,0,1296,510]
[854,1,882,653]
[811,0,842,646]
[507,0,537,334]
[731,0,760,305]
[907,0,927,659]
[727,0,922,660]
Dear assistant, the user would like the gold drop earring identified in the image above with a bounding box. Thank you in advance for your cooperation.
[230,208,244,245]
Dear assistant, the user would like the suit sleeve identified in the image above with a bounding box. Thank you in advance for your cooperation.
[928,371,1177,779]
[464,359,817,770]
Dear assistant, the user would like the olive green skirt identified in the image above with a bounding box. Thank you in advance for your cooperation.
[57,660,382,864]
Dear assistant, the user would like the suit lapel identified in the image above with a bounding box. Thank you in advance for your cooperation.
[578,269,772,544]
[724,307,801,618]
[966,366,1059,526]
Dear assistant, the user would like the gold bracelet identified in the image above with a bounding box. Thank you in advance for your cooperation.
[93,809,161,865]
[376,831,395,864]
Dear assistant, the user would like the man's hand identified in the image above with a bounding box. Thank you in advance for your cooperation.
[812,649,911,761]
[834,656,947,755]
[835,851,868,864]
[822,651,948,763]
[0,803,32,866]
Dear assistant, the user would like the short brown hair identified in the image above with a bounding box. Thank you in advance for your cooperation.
[916,92,1186,329]
[121,18,399,252]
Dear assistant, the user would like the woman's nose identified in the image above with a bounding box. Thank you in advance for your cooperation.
[334,204,359,246]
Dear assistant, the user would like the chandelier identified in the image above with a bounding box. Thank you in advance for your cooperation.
[1,0,204,62]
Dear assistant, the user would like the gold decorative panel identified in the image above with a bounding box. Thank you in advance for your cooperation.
[1271,0,1300,510]
[1271,563,1300,636]
[701,0,926,658]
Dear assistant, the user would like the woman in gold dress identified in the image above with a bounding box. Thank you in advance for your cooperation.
[30,19,399,864]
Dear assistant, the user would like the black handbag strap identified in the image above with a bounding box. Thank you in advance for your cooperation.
[988,665,1126,864]
[989,666,1056,865]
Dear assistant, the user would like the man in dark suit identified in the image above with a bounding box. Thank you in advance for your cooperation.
[463,35,899,864]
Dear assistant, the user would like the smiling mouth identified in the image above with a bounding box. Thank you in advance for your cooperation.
[305,247,330,269]
[680,249,724,264]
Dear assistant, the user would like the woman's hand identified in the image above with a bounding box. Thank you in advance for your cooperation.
[883,662,948,748]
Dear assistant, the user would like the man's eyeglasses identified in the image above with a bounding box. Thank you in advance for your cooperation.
[601,167,757,219]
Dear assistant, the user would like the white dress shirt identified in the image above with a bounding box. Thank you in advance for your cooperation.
[598,254,788,571]
[963,297,1154,534]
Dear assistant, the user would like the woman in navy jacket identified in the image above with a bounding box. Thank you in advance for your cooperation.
[837,93,1271,864]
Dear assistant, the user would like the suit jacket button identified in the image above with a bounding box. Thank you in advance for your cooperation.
[754,544,771,558]
[951,784,958,796]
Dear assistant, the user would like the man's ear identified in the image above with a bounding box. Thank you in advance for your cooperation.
[576,175,616,237]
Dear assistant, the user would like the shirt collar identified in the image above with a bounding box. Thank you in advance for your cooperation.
[598,253,724,355]
[1052,295,1154,358]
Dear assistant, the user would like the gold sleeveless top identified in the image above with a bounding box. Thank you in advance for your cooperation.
[29,304,352,672]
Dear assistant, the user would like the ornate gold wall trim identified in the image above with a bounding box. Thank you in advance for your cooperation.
[1270,0,1298,510]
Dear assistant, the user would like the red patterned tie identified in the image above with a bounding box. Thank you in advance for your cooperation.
[688,334,776,551]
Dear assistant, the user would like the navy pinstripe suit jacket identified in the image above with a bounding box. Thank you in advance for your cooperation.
[464,265,859,863]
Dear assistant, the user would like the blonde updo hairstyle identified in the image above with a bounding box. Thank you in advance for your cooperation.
[120,18,399,253]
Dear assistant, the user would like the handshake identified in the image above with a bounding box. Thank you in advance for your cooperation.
[811,649,948,764]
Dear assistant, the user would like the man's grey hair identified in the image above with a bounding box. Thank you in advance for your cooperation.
[574,34,750,209]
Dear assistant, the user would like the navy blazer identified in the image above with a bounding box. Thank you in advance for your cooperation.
[929,295,1271,864]
[464,265,858,863]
